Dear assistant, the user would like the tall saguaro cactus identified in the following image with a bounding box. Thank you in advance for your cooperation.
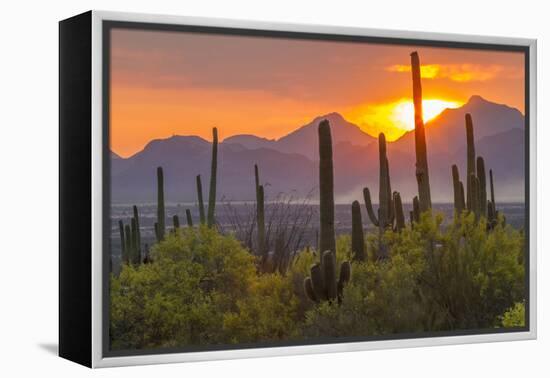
[196,175,205,225]
[410,51,432,212]
[254,164,266,259]
[318,120,336,259]
[207,127,218,228]
[132,205,141,259]
[452,164,466,214]
[156,166,165,242]
[363,133,394,229]
[465,114,476,211]
[476,156,487,218]
[351,200,365,261]
[393,192,405,232]
[118,220,127,264]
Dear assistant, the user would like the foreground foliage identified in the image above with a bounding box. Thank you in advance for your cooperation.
[110,213,525,351]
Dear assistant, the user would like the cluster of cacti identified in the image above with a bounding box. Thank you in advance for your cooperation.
[254,164,266,260]
[118,205,142,265]
[411,51,432,213]
[363,133,406,258]
[207,127,218,228]
[303,120,352,304]
[451,113,501,226]
[304,250,351,304]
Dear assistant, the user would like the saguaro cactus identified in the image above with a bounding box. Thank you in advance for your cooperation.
[185,209,193,227]
[465,114,476,212]
[207,127,218,228]
[173,214,180,231]
[351,200,365,261]
[410,51,432,212]
[255,164,266,259]
[363,133,394,228]
[132,205,141,259]
[304,250,351,304]
[318,120,336,259]
[393,192,405,232]
[196,175,205,225]
[156,167,165,242]
[412,196,420,223]
[452,164,466,214]
[477,156,487,218]
[118,220,127,264]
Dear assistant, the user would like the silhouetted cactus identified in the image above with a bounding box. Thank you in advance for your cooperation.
[318,120,336,259]
[207,127,218,228]
[132,205,141,260]
[173,214,180,231]
[351,200,365,261]
[304,250,351,304]
[124,224,131,264]
[255,164,266,259]
[363,134,398,230]
[130,217,139,264]
[477,156,487,218]
[156,167,165,242]
[411,51,432,212]
[465,113,476,212]
[118,220,127,264]
[452,164,466,215]
[185,209,193,227]
[196,175,205,225]
[393,192,405,232]
[412,196,420,223]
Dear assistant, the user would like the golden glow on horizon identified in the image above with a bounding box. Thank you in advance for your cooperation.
[346,98,463,140]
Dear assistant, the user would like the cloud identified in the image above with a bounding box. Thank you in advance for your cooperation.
[386,63,507,82]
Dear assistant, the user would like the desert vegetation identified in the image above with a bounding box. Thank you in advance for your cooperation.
[110,52,526,351]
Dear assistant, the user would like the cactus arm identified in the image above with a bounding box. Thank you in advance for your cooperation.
[207,127,218,228]
[452,164,464,214]
[410,51,432,212]
[196,175,206,225]
[351,200,366,261]
[489,169,496,207]
[310,263,325,301]
[304,277,318,302]
[362,187,379,226]
[318,120,336,258]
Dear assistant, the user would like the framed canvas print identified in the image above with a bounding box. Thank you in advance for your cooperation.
[59,10,537,368]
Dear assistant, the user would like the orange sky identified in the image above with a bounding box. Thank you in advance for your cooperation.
[110,29,525,158]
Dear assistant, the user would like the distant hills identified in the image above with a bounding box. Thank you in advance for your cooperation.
[111,96,525,204]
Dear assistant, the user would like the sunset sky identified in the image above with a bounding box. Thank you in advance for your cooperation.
[110,28,525,158]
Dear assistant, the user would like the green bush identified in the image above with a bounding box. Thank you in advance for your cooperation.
[110,226,257,350]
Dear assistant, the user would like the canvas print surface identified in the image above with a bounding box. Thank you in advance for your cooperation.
[106,24,528,354]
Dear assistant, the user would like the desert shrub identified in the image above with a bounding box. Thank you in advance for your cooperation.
[110,226,257,350]
[499,302,526,328]
[223,273,301,343]
[304,212,525,337]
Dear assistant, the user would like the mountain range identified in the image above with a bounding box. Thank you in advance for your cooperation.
[110,95,525,204]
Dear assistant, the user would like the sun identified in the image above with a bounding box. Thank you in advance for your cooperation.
[391,99,462,131]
